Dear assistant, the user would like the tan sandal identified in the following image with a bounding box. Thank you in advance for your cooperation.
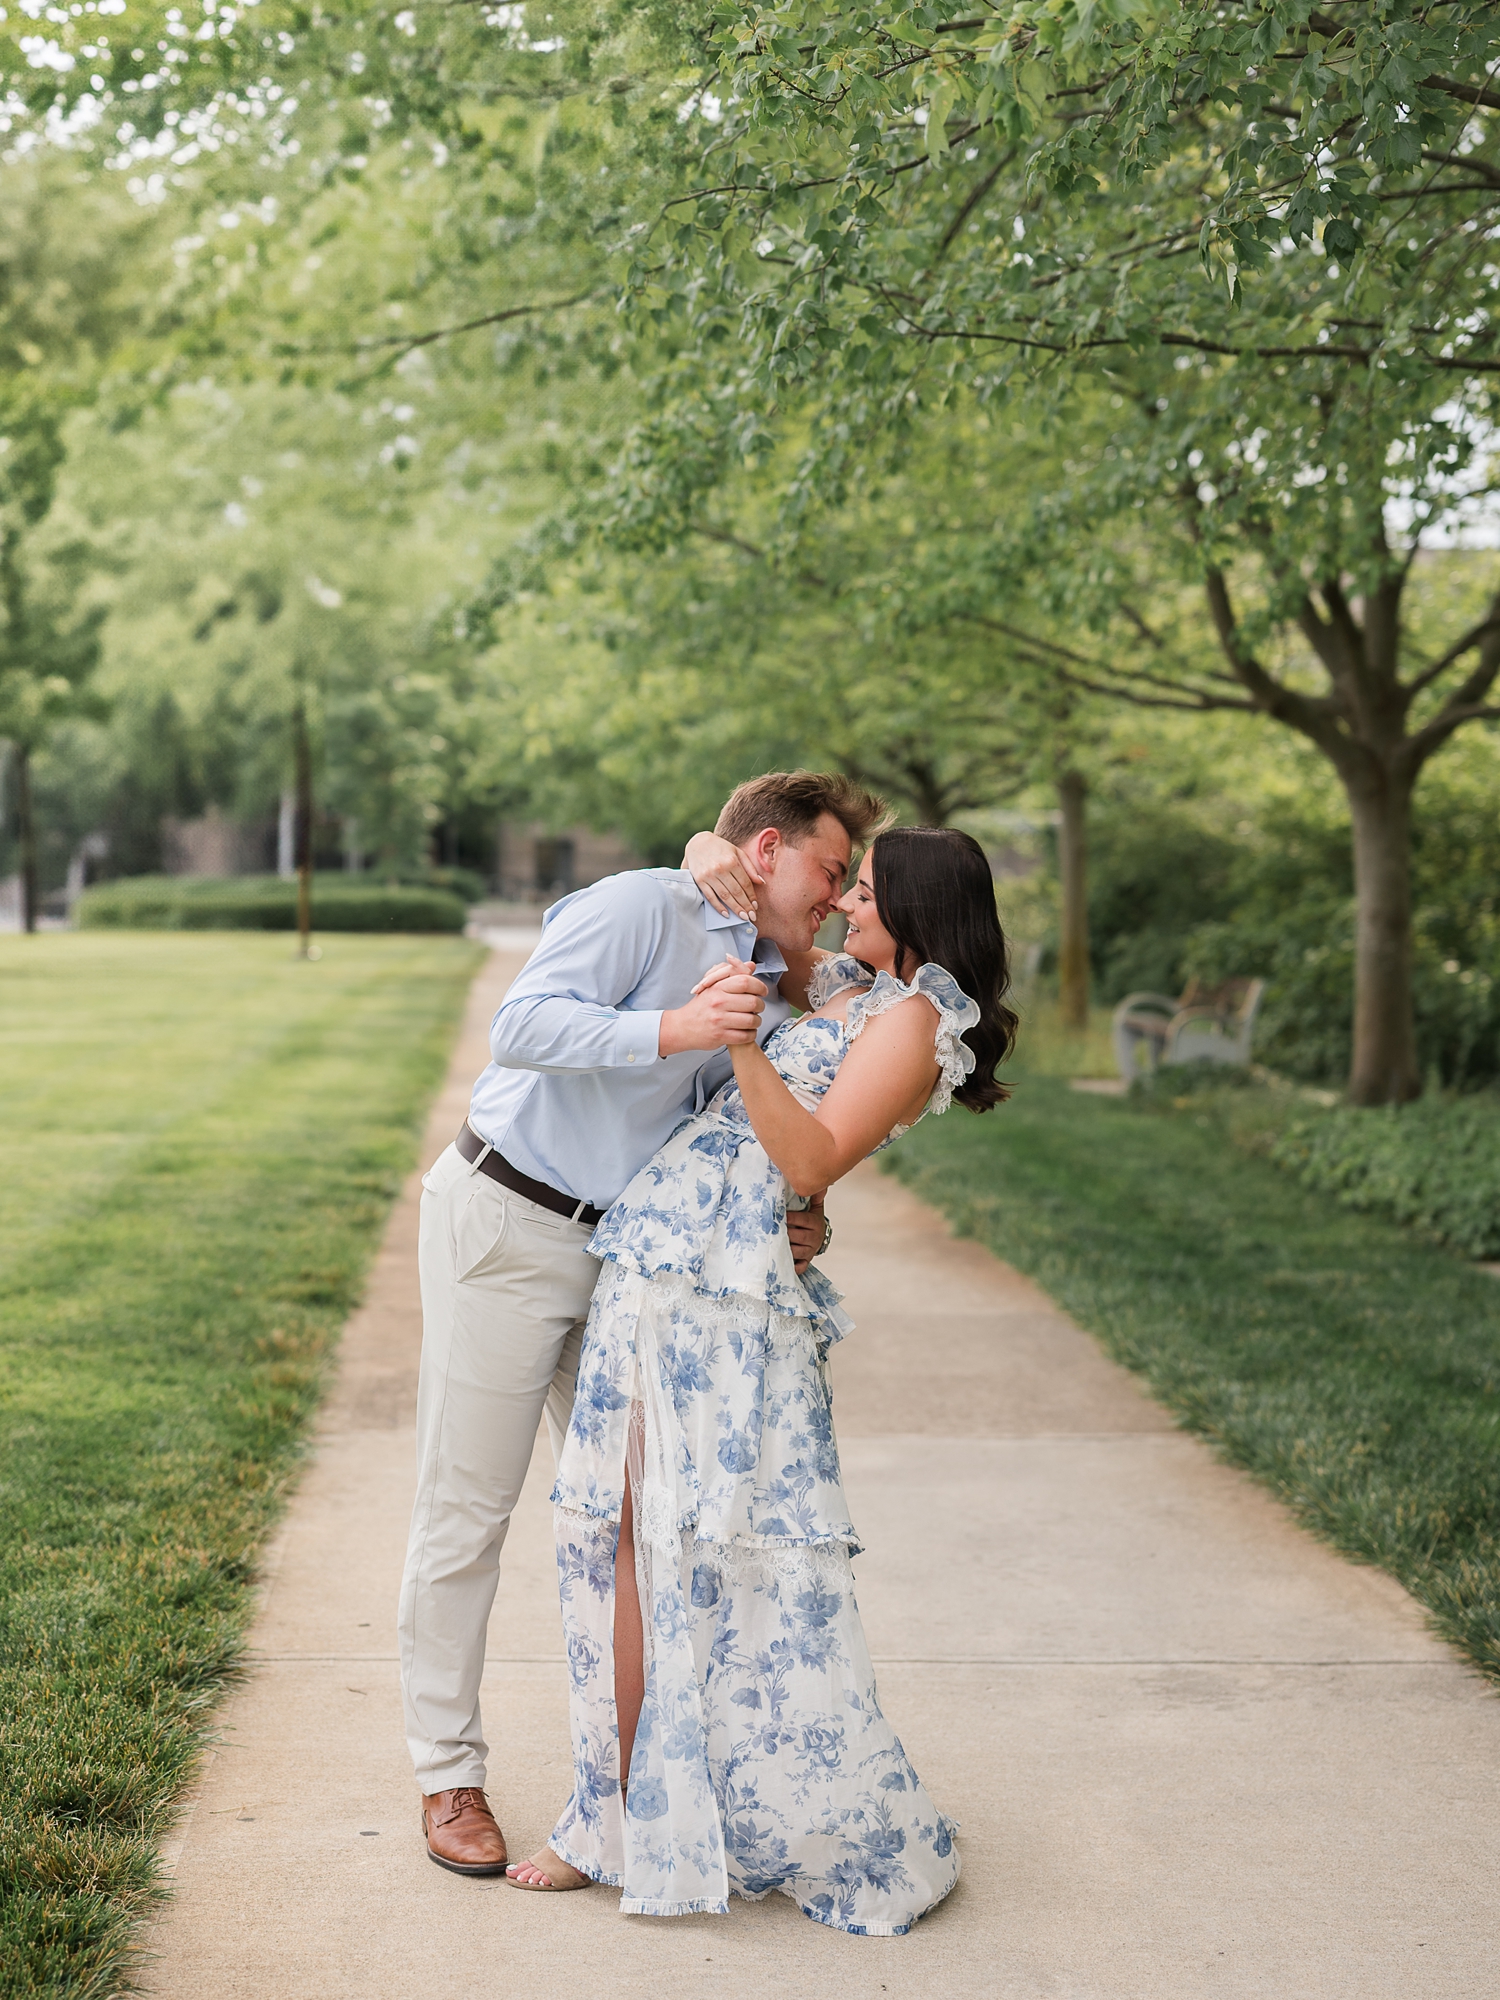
[504,1847,592,1893]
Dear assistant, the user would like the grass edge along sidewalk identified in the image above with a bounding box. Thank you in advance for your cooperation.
[886,1076,1500,1685]
[0,932,483,2000]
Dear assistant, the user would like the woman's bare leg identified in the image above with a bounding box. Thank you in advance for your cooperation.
[614,1474,646,1794]
[507,1478,646,1890]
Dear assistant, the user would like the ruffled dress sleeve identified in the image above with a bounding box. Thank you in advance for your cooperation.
[804,951,875,1012]
[844,961,982,1132]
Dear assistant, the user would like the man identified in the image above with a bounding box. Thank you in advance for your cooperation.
[399,770,887,1874]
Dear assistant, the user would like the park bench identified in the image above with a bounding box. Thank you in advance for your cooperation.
[1111,976,1266,1082]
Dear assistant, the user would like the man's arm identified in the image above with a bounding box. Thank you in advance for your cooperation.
[490,876,668,1074]
[491,874,768,1074]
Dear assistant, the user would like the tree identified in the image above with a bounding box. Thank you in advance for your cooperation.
[0,160,179,918]
[478,448,1109,1015]
[0,540,105,929]
[601,0,1500,1103]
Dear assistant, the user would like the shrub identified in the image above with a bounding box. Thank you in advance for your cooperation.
[75,874,467,934]
[1082,779,1500,1087]
[1129,1060,1260,1100]
[375,864,488,906]
[1084,800,1240,1002]
[1183,896,1500,1090]
[1270,1093,1500,1258]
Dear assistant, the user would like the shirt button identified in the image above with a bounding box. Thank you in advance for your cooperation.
[626,1053,635,1063]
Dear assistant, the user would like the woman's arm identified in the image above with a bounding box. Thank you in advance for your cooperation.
[730,990,941,1197]
[682,830,762,920]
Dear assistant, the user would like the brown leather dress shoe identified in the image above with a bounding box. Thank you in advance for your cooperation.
[421,1787,509,1876]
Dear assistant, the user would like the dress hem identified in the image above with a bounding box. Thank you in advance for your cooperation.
[620,1896,732,1917]
[795,1849,962,1938]
[546,1833,620,1890]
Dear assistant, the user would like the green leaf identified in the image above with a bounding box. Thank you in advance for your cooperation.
[926,76,956,162]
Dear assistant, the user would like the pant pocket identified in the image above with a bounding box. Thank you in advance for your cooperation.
[454,1182,511,1282]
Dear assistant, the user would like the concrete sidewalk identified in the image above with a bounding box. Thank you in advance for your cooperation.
[141,949,1500,1999]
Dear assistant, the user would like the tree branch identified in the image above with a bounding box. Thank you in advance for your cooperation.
[936,153,1010,259]
[1404,702,1500,766]
[1409,591,1500,754]
[1402,602,1500,700]
[289,290,603,368]
[888,316,1500,373]
[1046,671,1257,713]
[1420,148,1500,191]
[690,522,831,593]
[955,611,1253,706]
[1302,12,1500,110]
[1421,74,1500,114]
[1201,565,1345,746]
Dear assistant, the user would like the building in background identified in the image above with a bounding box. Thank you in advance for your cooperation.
[494,821,641,903]
[149,808,641,903]
[161,807,275,878]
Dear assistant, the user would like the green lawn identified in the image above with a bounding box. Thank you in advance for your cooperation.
[0,931,481,1998]
[887,1056,1500,1681]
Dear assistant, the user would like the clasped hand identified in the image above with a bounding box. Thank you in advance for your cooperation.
[696,960,830,1273]
[657,955,766,1058]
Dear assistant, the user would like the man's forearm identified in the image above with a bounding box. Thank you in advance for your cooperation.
[658,967,767,1057]
[490,991,662,1073]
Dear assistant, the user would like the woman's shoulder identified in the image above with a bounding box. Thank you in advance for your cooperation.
[845,964,981,1121]
[850,963,981,1032]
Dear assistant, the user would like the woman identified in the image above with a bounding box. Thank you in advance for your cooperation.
[507,826,1017,1934]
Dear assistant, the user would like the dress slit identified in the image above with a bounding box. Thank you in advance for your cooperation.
[613,1401,651,1802]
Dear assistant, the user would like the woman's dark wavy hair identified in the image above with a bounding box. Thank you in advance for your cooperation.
[857,826,1018,1111]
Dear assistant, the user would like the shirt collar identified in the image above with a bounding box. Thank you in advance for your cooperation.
[698,887,788,984]
[751,934,789,984]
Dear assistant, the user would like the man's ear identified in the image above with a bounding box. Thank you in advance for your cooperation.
[746,827,781,876]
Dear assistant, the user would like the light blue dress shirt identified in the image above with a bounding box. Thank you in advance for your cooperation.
[467,868,791,1209]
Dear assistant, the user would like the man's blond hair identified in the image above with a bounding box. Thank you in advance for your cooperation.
[714,770,889,853]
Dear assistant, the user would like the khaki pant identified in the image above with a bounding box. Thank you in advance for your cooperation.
[398,1139,598,1794]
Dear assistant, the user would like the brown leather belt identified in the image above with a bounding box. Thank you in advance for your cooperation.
[455,1123,605,1229]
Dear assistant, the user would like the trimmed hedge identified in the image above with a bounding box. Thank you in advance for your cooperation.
[384,864,488,906]
[1270,1092,1500,1259]
[75,874,467,934]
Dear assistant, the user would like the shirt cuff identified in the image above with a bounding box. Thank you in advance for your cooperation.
[613,1008,663,1068]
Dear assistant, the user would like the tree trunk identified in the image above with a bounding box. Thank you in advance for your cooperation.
[16,743,38,934]
[277,788,296,879]
[293,701,313,959]
[1057,767,1089,1032]
[1345,772,1421,1105]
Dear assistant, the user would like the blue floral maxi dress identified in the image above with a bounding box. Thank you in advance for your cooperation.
[547,956,979,1935]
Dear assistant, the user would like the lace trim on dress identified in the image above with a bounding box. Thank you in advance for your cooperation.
[804,952,873,1013]
[845,962,982,1121]
[686,1533,857,1590]
[551,1504,858,1589]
